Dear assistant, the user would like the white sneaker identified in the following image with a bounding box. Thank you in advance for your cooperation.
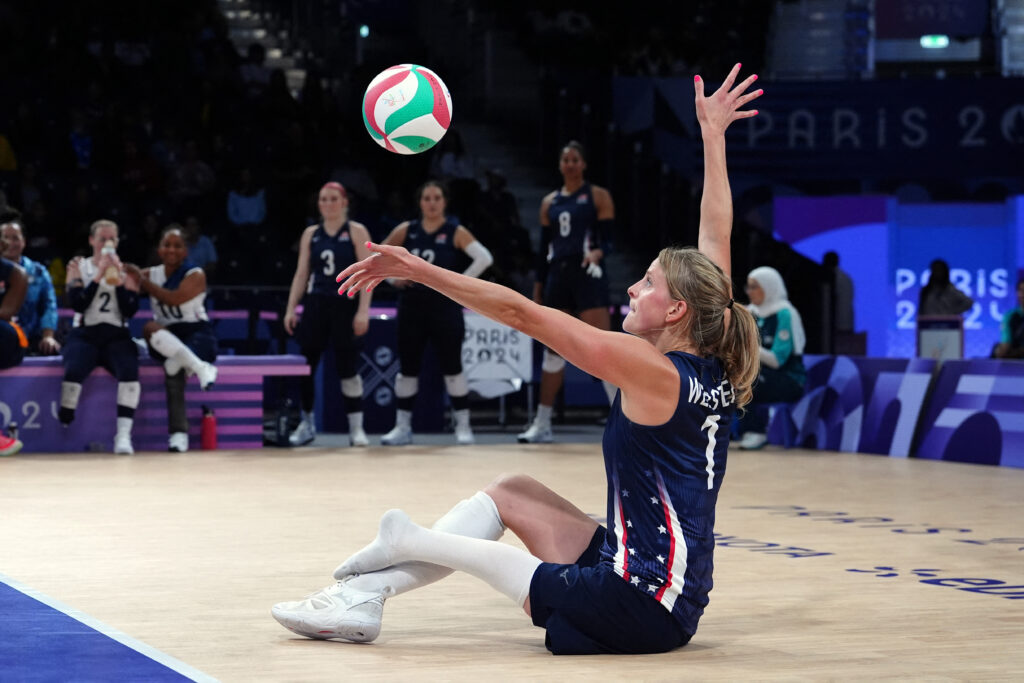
[517,420,553,443]
[289,419,316,446]
[455,424,475,445]
[738,432,767,450]
[195,362,218,391]
[114,432,134,455]
[271,579,386,642]
[350,428,369,447]
[168,432,189,453]
[380,424,412,446]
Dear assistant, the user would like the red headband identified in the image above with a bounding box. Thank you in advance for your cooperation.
[321,181,347,198]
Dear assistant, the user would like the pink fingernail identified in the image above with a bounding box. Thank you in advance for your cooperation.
[753,74,758,81]
[694,75,700,82]
[366,241,372,248]
[737,63,742,68]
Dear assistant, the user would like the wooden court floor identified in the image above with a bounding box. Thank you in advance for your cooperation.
[1,442,1022,681]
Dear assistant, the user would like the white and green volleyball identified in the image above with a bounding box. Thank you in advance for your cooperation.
[362,64,453,155]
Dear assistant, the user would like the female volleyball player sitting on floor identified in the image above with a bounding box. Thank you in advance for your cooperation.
[270,64,762,655]
[127,225,218,452]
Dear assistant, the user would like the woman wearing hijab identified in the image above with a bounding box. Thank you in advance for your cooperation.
[737,266,806,450]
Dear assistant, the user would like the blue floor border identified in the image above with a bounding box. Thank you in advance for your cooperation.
[0,572,217,683]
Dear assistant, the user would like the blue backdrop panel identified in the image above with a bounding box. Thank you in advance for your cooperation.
[915,359,1024,468]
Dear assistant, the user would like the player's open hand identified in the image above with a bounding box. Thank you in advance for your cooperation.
[694,63,762,138]
[336,242,421,297]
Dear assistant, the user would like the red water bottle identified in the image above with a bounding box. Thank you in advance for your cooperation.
[200,405,217,450]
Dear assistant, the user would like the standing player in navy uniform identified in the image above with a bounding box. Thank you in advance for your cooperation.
[62,220,142,454]
[519,141,617,443]
[272,65,763,654]
[377,180,493,446]
[127,226,218,453]
[283,182,373,447]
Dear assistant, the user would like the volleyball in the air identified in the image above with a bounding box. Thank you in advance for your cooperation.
[362,64,453,155]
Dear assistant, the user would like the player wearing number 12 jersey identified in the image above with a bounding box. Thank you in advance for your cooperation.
[284,182,373,447]
[61,219,141,454]
[130,226,218,453]
[379,180,493,446]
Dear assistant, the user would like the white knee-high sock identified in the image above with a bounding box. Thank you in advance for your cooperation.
[338,509,540,606]
[149,329,204,374]
[341,491,505,596]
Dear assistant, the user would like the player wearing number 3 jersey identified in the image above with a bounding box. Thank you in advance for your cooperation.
[61,219,142,454]
[379,180,493,446]
[128,226,218,453]
[283,182,373,447]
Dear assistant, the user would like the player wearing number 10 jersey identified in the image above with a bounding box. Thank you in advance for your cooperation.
[130,226,219,453]
[61,219,141,454]
[283,182,373,447]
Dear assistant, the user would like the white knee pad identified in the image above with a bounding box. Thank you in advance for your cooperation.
[341,375,364,399]
[444,373,469,397]
[117,381,141,409]
[541,349,566,374]
[61,382,83,410]
[394,373,419,399]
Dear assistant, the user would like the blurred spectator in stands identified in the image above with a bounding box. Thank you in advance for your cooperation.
[823,251,854,333]
[150,122,184,172]
[0,132,16,172]
[429,130,478,223]
[182,215,217,278]
[120,136,164,200]
[477,168,532,291]
[67,108,95,172]
[16,161,43,213]
[227,166,267,230]
[240,42,271,100]
[0,216,59,355]
[918,259,974,317]
[993,279,1024,359]
[737,266,807,450]
[167,139,217,217]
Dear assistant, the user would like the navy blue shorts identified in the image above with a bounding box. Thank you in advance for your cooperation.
[63,324,139,382]
[543,259,609,313]
[529,527,690,655]
[148,322,218,364]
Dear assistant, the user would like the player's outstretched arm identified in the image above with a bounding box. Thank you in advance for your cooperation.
[694,63,762,280]
[336,243,672,408]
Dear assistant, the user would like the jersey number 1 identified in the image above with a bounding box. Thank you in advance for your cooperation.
[701,414,721,490]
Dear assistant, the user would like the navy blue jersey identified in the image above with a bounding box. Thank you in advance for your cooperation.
[599,351,736,636]
[546,182,598,263]
[307,222,358,295]
[402,217,462,292]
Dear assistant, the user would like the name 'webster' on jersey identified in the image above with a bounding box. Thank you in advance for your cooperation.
[599,351,736,637]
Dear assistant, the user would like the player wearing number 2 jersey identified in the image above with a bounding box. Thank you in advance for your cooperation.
[128,226,218,453]
[61,220,141,454]
[283,182,373,447]
[519,141,617,445]
[378,180,493,447]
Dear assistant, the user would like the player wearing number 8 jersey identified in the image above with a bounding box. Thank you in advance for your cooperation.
[519,141,617,444]
[128,226,218,453]
[283,182,373,447]
[379,180,493,446]
[61,219,141,454]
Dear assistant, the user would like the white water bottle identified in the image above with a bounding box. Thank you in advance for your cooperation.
[101,240,119,285]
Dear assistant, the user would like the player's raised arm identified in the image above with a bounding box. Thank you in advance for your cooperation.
[694,63,762,280]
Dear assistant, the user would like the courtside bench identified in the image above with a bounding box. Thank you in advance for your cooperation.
[0,356,309,453]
